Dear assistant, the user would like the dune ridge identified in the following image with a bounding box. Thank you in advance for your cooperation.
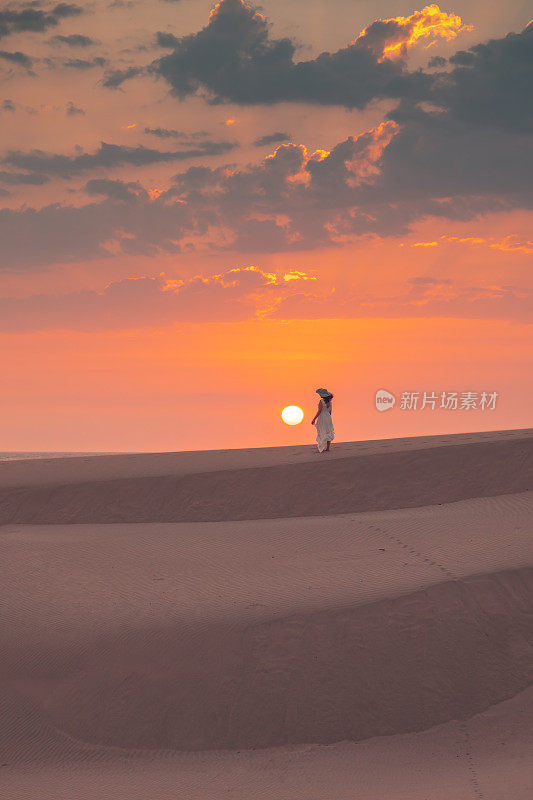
[1,434,532,525]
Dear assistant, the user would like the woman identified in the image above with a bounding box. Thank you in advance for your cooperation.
[311,387,335,452]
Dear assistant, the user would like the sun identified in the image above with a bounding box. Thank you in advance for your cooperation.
[281,405,304,425]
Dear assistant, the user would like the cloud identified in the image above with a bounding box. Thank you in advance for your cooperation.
[0,2,530,287]
[0,191,192,268]
[378,103,532,206]
[112,0,530,145]
[0,3,83,39]
[428,54,446,67]
[0,49,33,67]
[65,100,85,115]
[100,64,144,88]
[155,31,179,48]
[144,126,210,140]
[0,267,314,331]
[272,279,533,324]
[0,98,38,115]
[44,55,106,69]
[431,22,533,132]
[406,234,533,254]
[1,267,530,332]
[163,113,531,250]
[488,235,533,254]
[49,33,97,47]
[0,169,49,185]
[147,0,463,107]
[107,0,136,7]
[353,5,470,60]
[84,177,148,202]
[254,132,290,147]
[0,139,238,182]
[1,105,532,270]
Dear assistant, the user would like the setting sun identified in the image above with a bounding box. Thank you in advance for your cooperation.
[281,405,304,425]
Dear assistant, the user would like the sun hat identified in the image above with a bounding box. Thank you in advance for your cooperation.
[316,388,331,397]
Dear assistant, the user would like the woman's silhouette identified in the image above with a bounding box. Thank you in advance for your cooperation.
[311,388,335,452]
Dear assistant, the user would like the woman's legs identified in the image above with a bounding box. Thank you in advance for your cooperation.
[325,441,331,451]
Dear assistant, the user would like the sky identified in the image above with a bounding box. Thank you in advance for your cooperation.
[0,0,531,452]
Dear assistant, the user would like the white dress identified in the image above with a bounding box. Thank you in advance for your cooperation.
[315,398,335,452]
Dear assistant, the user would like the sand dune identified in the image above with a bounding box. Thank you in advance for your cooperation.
[1,429,532,525]
[26,567,531,751]
[1,430,532,798]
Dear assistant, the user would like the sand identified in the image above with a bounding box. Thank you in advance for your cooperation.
[1,429,532,798]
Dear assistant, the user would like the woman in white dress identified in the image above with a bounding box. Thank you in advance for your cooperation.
[311,387,335,452]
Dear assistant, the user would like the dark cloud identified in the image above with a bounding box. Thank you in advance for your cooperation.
[65,99,85,115]
[1,109,532,269]
[0,49,33,67]
[379,103,532,204]
[49,33,97,47]
[50,3,82,17]
[101,65,144,89]
[144,126,209,140]
[1,98,16,112]
[0,114,510,267]
[0,191,191,268]
[107,0,136,7]
[161,113,532,251]
[0,3,83,39]
[148,0,427,107]
[1,22,532,274]
[142,0,532,145]
[427,55,446,68]
[0,0,529,297]
[0,139,238,182]
[45,55,106,69]
[254,132,290,147]
[84,0,531,189]
[84,177,148,202]
[0,169,48,185]
[155,31,179,48]
[432,22,533,132]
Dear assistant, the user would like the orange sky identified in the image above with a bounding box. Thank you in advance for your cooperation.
[0,0,531,451]
[2,315,531,451]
